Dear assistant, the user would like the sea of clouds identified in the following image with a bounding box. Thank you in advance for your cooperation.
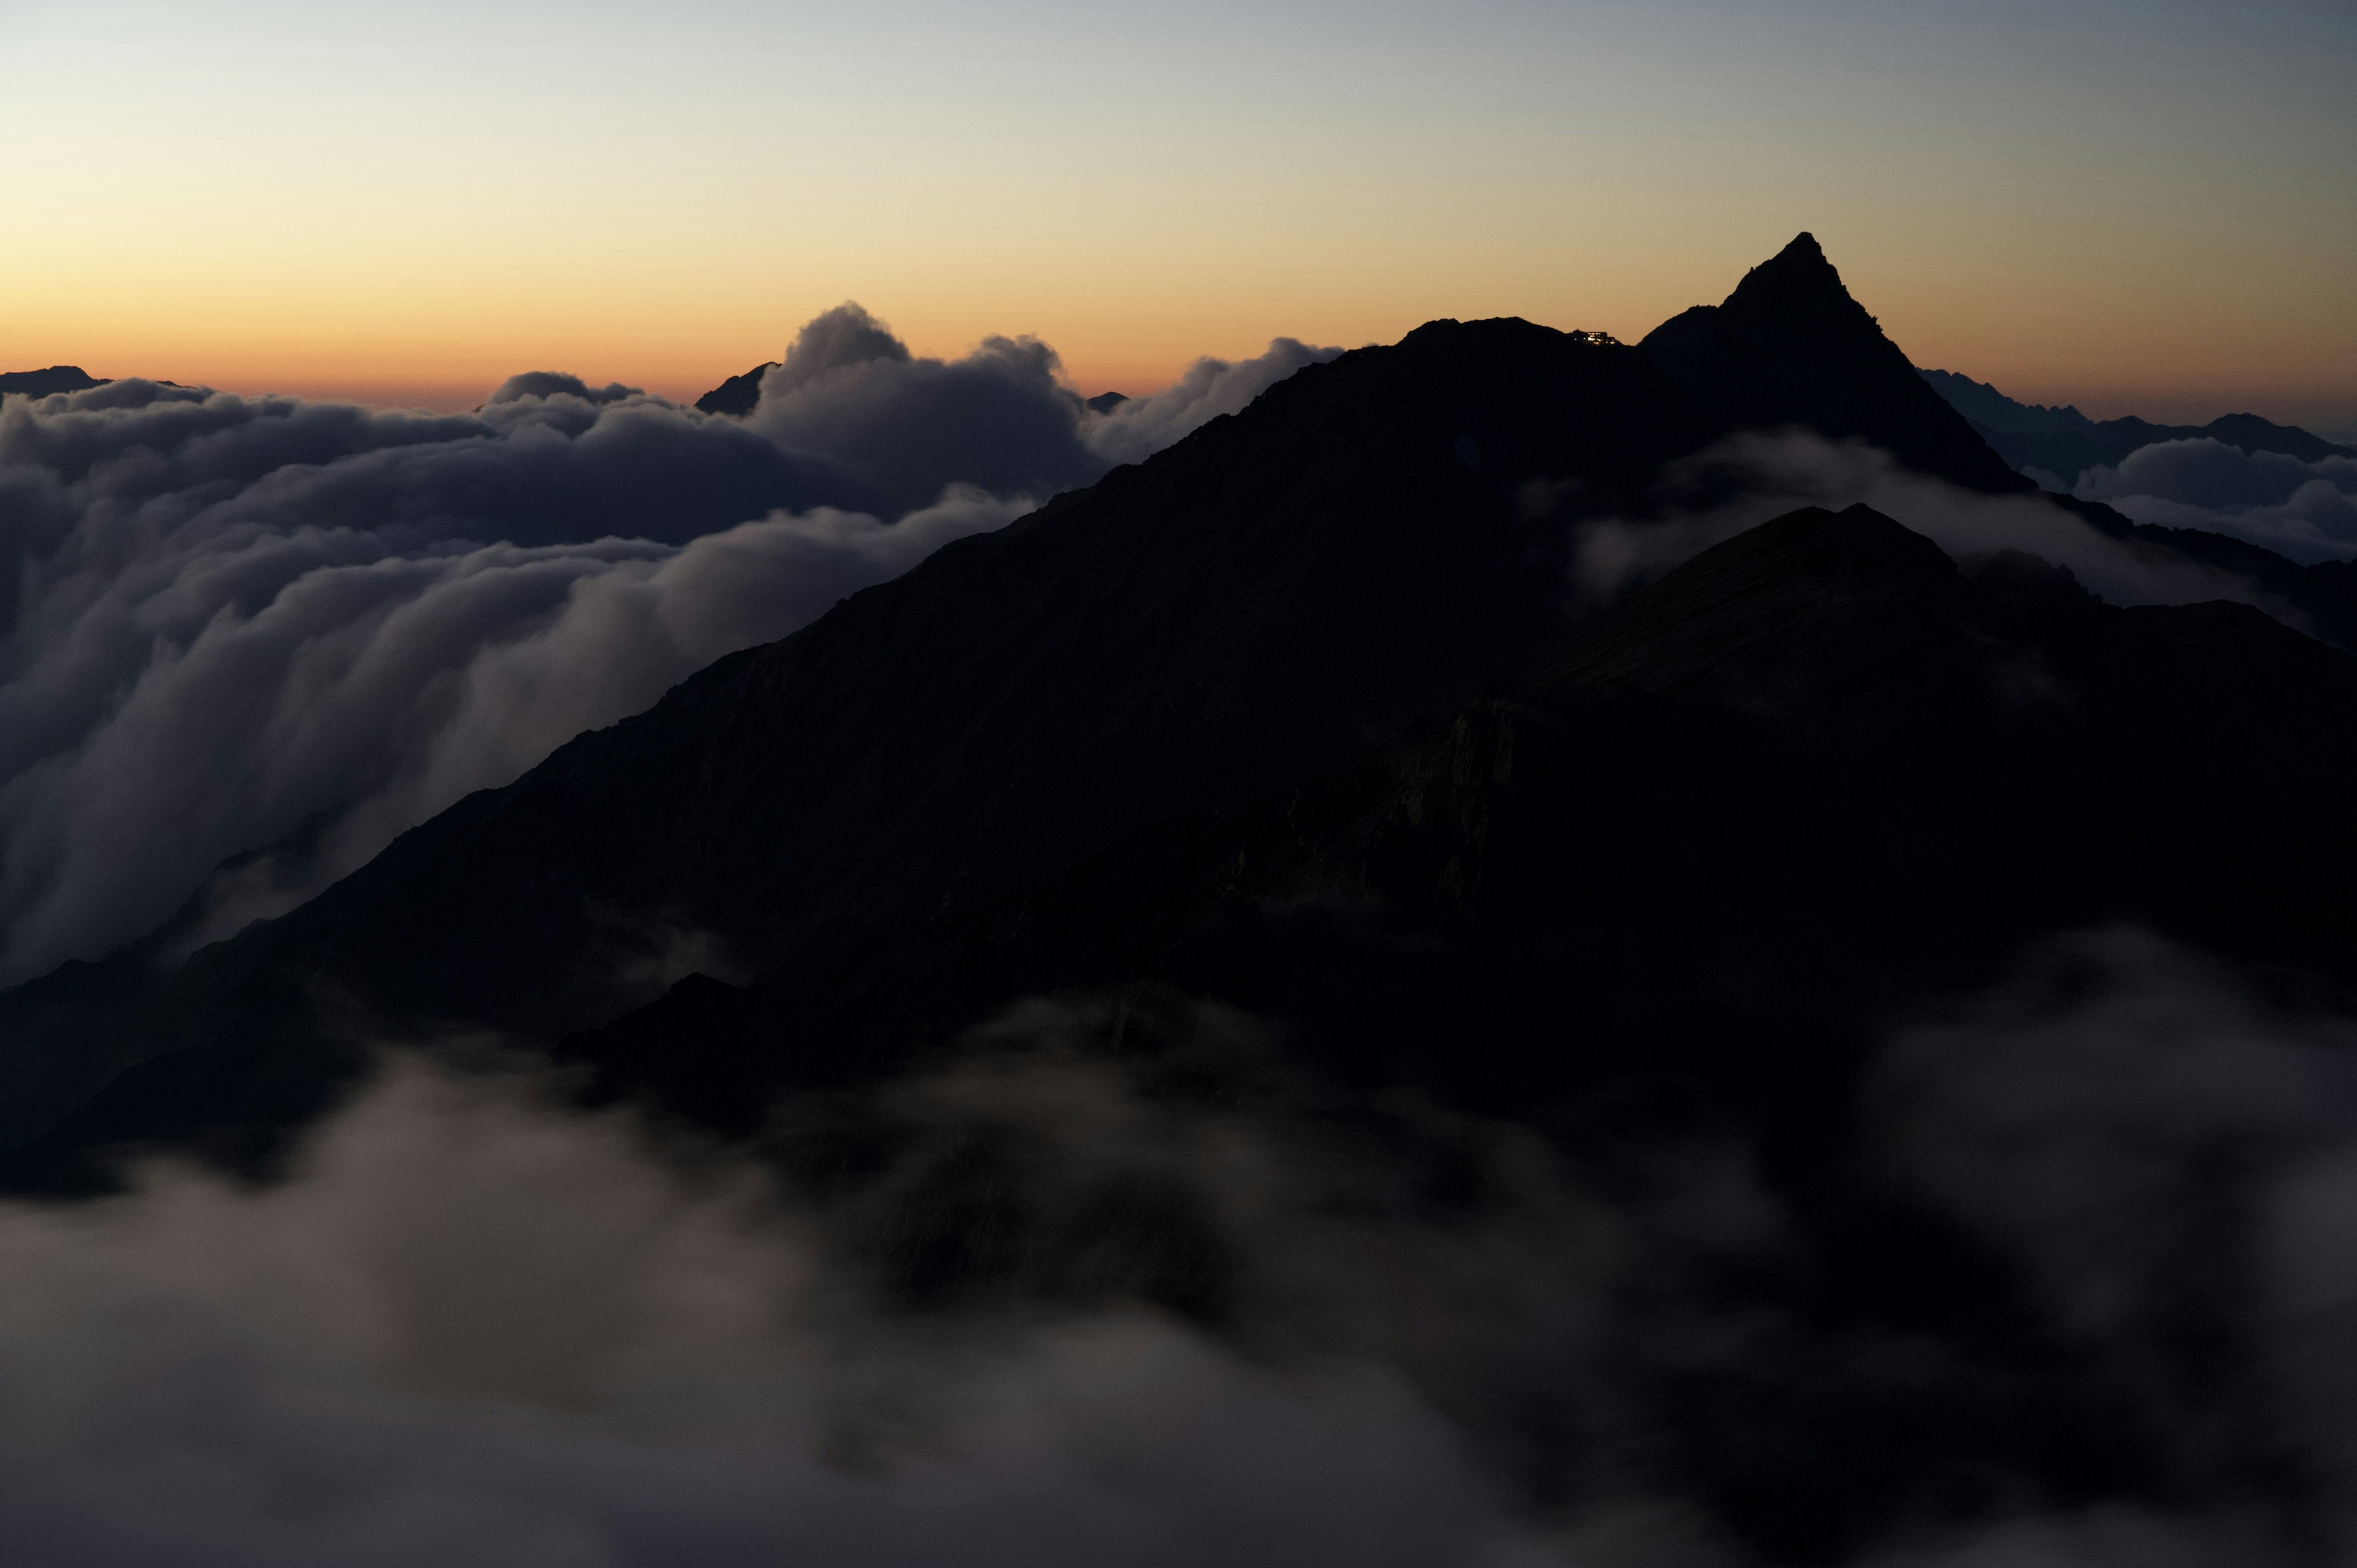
[0,309,1341,986]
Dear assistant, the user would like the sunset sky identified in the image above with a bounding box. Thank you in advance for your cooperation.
[3,0,2350,428]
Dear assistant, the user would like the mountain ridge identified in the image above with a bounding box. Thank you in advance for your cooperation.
[7,234,2355,1192]
[1918,365,2355,480]
[0,365,107,398]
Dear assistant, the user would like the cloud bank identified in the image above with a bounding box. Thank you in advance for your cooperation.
[5,941,2357,1563]
[2068,438,2357,565]
[0,366,1028,983]
[741,304,1344,504]
[0,316,1335,986]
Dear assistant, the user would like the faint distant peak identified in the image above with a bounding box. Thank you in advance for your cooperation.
[1917,365,2357,480]
[0,365,107,398]
[1916,368,2089,434]
[1085,391,1129,415]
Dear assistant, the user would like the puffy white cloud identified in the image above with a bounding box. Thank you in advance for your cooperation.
[747,306,1105,517]
[2073,438,2357,564]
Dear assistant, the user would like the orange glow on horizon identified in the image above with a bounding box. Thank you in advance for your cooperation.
[16,252,2347,433]
[5,2,2347,431]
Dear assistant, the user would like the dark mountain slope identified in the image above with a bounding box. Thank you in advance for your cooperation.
[1,318,1732,1180]
[555,506,2357,1151]
[185,501,2357,1564]
[1642,235,2030,494]
[2044,490,2357,650]
[1920,366,2356,479]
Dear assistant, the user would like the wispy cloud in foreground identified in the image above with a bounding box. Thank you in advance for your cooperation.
[4,940,2356,1564]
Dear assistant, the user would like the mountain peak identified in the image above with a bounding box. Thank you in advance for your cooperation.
[1638,234,2030,494]
[1720,231,1860,322]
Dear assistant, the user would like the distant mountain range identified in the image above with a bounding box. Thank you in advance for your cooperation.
[0,365,106,398]
[1918,366,2355,482]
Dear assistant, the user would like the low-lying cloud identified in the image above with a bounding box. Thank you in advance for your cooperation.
[0,1015,1566,1567]
[0,314,1335,986]
[6,937,2357,1563]
[2069,438,2357,565]
[1564,430,2273,612]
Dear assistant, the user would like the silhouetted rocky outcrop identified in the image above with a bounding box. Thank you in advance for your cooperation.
[0,365,106,398]
[694,360,778,416]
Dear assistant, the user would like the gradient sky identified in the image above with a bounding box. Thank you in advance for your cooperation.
[2,0,2351,428]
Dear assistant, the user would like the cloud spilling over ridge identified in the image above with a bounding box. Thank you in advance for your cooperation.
[0,314,1341,986]
[2069,438,2357,564]
[106,489,1028,965]
[744,304,1345,510]
[1083,338,1346,466]
[1565,431,2270,611]
[0,373,900,979]
[4,944,2356,1563]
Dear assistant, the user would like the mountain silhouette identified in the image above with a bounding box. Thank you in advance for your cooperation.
[1919,366,2355,479]
[694,360,777,416]
[553,501,2357,1138]
[0,365,106,398]
[1642,234,2030,493]
[7,233,2354,1192]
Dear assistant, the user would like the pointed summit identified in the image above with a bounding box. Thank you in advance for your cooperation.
[1722,232,1849,311]
[1740,231,1832,279]
[1639,234,2028,493]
